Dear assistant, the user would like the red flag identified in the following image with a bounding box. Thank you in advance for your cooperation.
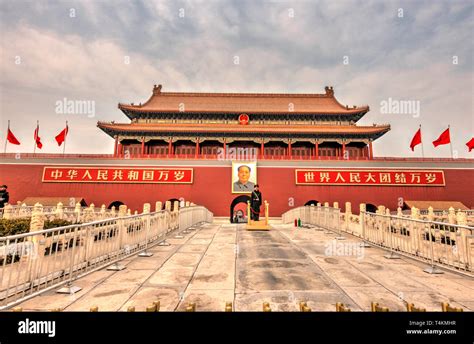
[7,128,21,145]
[467,138,474,152]
[55,125,68,146]
[34,124,43,149]
[410,128,422,151]
[432,128,451,147]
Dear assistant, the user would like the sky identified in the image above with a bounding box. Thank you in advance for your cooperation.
[0,0,473,158]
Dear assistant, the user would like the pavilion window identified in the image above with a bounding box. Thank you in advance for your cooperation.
[264,145,286,157]
[175,145,195,156]
[122,143,141,156]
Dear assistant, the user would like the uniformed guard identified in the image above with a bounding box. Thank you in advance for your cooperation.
[250,184,262,221]
[0,185,9,208]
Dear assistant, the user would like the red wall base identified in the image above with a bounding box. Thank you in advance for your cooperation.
[1,164,473,217]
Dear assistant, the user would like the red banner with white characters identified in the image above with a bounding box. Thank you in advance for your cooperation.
[42,167,193,184]
[295,170,445,186]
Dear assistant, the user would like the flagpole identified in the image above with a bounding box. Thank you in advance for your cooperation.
[62,121,68,155]
[420,124,424,159]
[3,120,9,154]
[34,120,38,154]
[448,124,453,159]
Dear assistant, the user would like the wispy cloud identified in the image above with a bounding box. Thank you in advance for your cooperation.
[0,0,472,157]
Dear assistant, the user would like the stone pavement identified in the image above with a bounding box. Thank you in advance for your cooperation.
[16,219,474,311]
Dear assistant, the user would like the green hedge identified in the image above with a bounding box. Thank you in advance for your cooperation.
[0,218,76,237]
[0,219,29,237]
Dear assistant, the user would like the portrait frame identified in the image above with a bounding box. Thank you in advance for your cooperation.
[231,161,257,194]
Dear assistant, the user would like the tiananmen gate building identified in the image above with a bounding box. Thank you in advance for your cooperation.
[1,85,473,218]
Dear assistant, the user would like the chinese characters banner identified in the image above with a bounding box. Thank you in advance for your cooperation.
[295,170,445,186]
[42,167,193,184]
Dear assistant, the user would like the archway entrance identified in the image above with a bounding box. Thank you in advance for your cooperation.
[108,201,124,209]
[366,203,377,213]
[304,200,319,206]
[165,198,180,211]
[230,195,251,223]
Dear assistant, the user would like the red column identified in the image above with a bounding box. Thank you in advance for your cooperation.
[260,141,264,159]
[195,139,200,158]
[315,142,319,159]
[223,139,226,157]
[342,142,346,159]
[168,139,173,156]
[113,136,118,157]
[288,141,292,158]
[141,138,145,157]
[369,141,373,159]
[361,146,366,158]
[117,143,123,157]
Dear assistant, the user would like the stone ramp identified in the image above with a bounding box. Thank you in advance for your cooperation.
[235,225,358,311]
[14,221,474,311]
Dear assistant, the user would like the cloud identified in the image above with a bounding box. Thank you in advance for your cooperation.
[0,0,472,157]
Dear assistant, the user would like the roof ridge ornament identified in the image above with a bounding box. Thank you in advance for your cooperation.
[153,84,163,95]
[324,86,334,96]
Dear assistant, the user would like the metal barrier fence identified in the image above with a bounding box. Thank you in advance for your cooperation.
[282,205,473,275]
[0,205,213,309]
[282,205,341,232]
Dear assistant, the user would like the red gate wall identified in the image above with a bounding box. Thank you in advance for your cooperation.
[1,163,473,216]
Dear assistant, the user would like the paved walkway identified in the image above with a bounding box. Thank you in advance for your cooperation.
[17,219,474,311]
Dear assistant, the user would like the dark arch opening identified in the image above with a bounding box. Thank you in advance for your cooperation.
[304,200,319,206]
[366,203,377,213]
[230,195,251,223]
[165,198,180,211]
[108,201,124,209]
